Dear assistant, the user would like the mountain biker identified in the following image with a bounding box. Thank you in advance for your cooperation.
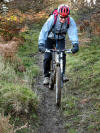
[38,4,79,85]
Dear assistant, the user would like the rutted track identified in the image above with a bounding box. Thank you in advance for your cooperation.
[33,54,67,133]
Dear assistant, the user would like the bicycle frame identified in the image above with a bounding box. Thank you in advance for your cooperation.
[46,49,71,87]
[45,48,72,106]
[55,51,64,87]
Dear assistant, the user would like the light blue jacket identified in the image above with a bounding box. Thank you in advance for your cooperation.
[38,15,79,46]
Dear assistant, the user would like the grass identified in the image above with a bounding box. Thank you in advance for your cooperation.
[0,23,41,132]
[67,128,78,133]
[62,35,100,132]
[0,83,38,114]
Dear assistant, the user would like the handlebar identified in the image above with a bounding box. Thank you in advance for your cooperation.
[45,49,72,53]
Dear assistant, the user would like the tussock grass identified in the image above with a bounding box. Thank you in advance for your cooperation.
[0,57,18,83]
[0,56,39,133]
[0,30,39,103]
[0,83,38,114]
[62,36,100,132]
[0,25,40,131]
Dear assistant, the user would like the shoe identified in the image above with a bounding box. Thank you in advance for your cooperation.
[43,77,49,85]
[63,75,69,82]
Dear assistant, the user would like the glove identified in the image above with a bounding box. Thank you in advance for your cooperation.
[38,44,46,53]
[71,44,79,54]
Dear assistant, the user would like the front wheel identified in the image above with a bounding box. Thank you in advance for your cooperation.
[56,66,62,106]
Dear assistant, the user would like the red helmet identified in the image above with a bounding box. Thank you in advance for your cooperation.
[58,5,70,17]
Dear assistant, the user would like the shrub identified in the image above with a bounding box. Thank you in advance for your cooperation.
[0,15,24,41]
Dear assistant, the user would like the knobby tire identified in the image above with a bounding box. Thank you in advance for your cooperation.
[56,66,62,106]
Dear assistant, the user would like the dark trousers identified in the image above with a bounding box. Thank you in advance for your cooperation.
[43,38,66,77]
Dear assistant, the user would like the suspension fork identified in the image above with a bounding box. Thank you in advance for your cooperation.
[60,52,64,87]
[60,52,64,75]
[56,52,64,87]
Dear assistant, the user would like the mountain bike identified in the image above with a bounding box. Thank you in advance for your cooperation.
[45,49,72,106]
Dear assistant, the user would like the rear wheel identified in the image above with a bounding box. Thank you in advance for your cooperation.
[56,66,62,106]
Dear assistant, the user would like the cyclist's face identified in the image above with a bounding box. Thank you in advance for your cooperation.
[59,15,67,23]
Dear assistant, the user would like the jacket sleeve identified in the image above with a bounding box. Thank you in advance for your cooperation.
[67,17,79,45]
[38,15,54,46]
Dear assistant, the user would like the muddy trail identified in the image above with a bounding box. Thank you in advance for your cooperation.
[33,53,67,133]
